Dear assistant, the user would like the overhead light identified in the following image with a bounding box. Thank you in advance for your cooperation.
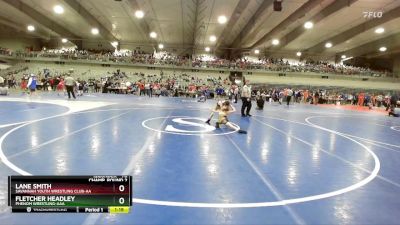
[112,24,117,30]
[272,39,279,45]
[209,35,217,42]
[91,28,99,35]
[135,10,144,19]
[254,49,260,54]
[111,41,118,47]
[341,55,346,59]
[27,25,35,31]
[150,32,157,38]
[218,15,227,24]
[296,51,302,57]
[304,21,313,29]
[61,38,68,43]
[205,47,210,52]
[158,43,164,49]
[325,42,332,48]
[53,5,64,14]
[379,47,387,52]
[375,27,384,34]
[342,56,353,61]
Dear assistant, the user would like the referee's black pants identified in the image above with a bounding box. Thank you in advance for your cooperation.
[241,97,252,116]
[66,85,76,99]
[286,96,292,106]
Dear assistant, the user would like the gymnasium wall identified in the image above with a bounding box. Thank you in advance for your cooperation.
[345,57,394,72]
[0,37,42,51]
[81,40,114,51]
[393,55,400,76]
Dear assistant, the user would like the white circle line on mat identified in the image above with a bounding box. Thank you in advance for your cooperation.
[0,106,380,208]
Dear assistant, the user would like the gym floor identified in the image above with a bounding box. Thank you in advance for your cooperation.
[0,93,399,225]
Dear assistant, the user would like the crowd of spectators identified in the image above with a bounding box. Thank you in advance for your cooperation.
[1,67,226,98]
[252,88,398,109]
[2,48,392,77]
[0,65,28,88]
[2,65,398,112]
[0,47,12,56]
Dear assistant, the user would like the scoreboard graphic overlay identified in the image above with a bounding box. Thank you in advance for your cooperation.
[8,176,132,213]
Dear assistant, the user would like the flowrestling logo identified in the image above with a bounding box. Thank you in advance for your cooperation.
[142,116,239,136]
[363,11,383,18]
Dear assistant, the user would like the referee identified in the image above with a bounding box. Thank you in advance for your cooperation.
[0,75,4,87]
[286,87,293,106]
[241,80,252,117]
[65,75,76,99]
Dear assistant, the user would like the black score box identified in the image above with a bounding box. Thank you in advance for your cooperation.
[8,176,133,208]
